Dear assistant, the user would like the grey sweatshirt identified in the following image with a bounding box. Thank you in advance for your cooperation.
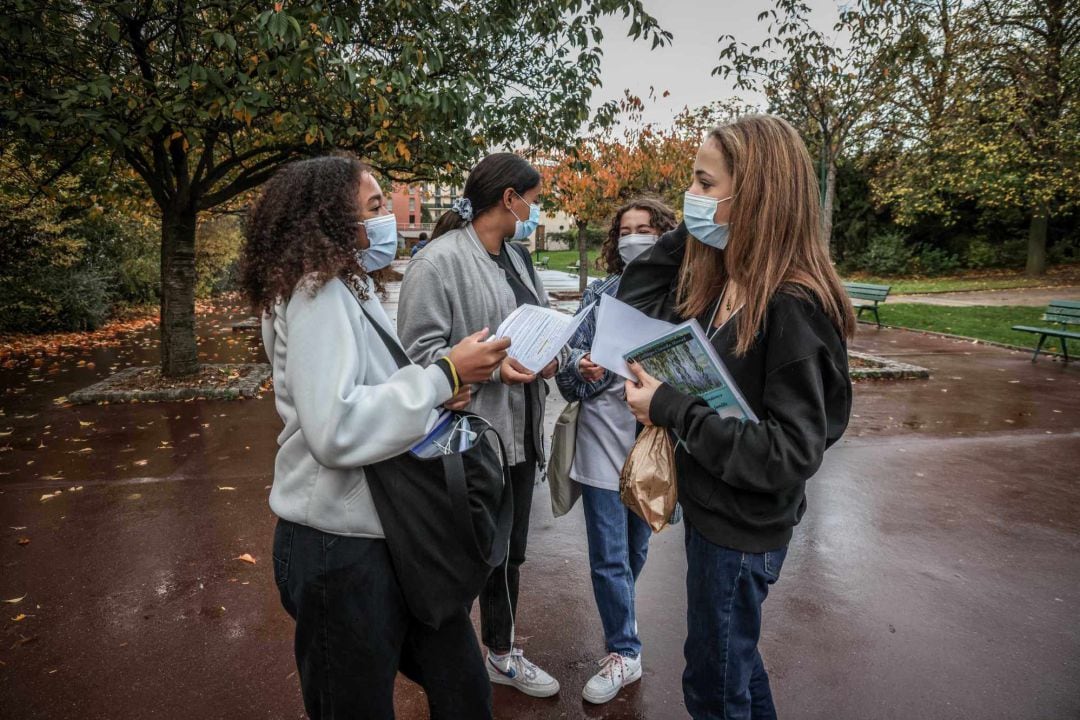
[397,226,551,467]
[262,274,453,537]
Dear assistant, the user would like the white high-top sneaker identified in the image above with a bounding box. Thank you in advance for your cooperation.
[582,652,642,704]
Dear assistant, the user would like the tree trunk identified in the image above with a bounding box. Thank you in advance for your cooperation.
[160,204,200,377]
[577,219,589,293]
[822,158,837,257]
[1026,203,1049,277]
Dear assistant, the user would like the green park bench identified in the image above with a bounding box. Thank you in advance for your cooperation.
[844,282,892,328]
[536,256,550,270]
[566,261,581,275]
[1011,300,1080,362]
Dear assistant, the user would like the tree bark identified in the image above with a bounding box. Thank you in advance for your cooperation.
[160,204,200,377]
[1026,203,1049,277]
[577,219,589,293]
[822,157,837,257]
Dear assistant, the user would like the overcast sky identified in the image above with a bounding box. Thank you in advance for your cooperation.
[591,0,842,127]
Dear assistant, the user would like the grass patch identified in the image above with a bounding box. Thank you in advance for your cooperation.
[878,303,1074,353]
[534,249,601,274]
[845,263,1080,294]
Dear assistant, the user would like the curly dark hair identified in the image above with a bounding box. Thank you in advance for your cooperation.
[598,197,678,275]
[240,154,386,314]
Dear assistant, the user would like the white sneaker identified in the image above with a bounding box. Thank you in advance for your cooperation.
[487,649,561,698]
[582,652,642,705]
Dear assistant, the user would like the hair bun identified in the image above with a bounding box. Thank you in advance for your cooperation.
[450,197,474,221]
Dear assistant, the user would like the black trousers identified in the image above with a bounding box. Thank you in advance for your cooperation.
[478,460,536,653]
[273,519,492,720]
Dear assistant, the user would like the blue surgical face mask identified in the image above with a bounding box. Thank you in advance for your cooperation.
[511,192,541,240]
[358,213,398,272]
[618,233,658,266]
[683,191,732,250]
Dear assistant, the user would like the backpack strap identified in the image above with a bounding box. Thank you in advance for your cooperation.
[345,285,413,370]
[506,241,543,305]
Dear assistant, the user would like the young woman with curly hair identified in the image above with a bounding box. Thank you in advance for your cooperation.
[618,115,855,720]
[240,154,509,720]
[553,196,677,704]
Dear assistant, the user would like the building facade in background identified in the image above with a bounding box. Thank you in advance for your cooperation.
[391,183,576,253]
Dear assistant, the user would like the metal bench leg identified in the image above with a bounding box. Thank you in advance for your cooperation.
[1032,334,1048,362]
[873,305,881,329]
[1062,337,1070,363]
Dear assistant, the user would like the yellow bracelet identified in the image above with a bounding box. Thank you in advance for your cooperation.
[442,357,462,395]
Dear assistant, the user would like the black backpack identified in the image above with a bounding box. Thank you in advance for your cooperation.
[353,296,514,630]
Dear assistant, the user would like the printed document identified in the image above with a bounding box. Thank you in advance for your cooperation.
[494,303,595,373]
[590,294,675,381]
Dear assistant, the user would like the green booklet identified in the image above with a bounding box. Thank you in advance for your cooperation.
[624,319,758,422]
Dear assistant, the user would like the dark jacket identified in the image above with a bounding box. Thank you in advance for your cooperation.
[617,223,852,552]
[555,274,621,402]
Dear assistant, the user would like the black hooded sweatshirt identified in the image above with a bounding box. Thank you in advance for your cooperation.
[616,223,852,553]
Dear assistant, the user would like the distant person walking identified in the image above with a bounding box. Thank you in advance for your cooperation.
[410,231,429,257]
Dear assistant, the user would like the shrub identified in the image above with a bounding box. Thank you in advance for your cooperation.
[0,255,112,333]
[856,230,913,275]
[965,239,1001,269]
[1048,237,1079,265]
[196,216,244,296]
[544,226,605,250]
[913,245,962,276]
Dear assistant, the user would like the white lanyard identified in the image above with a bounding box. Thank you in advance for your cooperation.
[706,297,724,341]
[706,287,742,341]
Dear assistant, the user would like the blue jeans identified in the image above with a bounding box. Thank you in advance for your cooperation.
[683,521,787,720]
[581,483,652,657]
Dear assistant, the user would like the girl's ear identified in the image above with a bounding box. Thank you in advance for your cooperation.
[502,187,516,211]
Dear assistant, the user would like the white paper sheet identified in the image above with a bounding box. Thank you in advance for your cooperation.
[590,294,675,380]
[494,303,595,373]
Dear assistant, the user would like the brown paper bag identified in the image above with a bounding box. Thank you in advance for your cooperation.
[619,425,678,532]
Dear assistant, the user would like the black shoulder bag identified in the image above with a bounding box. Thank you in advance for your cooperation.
[353,299,514,630]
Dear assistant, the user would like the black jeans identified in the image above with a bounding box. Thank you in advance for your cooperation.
[478,460,535,653]
[273,519,492,720]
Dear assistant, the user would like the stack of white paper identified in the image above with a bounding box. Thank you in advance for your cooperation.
[494,302,596,373]
[590,294,675,380]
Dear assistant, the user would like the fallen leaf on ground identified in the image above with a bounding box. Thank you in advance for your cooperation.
[235,553,257,564]
[68,486,83,492]
[16,538,29,546]
[10,526,27,531]
[40,491,61,502]
[78,421,94,427]
[11,614,26,622]
[127,493,142,500]
[217,486,236,491]
[133,459,148,466]
[3,595,26,604]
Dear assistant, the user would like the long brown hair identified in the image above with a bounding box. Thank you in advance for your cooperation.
[676,115,855,354]
[599,197,677,275]
[240,155,383,314]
